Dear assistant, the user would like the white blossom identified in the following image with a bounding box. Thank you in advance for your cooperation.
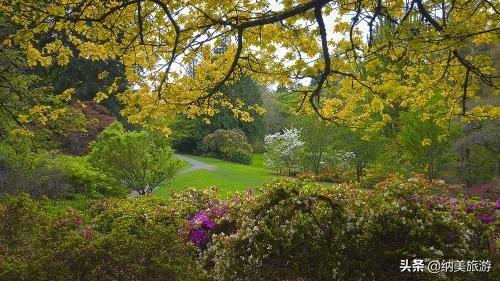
[264,128,304,173]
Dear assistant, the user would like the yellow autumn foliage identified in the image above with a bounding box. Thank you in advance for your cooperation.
[0,0,497,134]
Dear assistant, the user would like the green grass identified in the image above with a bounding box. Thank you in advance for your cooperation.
[178,158,192,170]
[42,195,94,223]
[250,153,266,169]
[154,154,277,197]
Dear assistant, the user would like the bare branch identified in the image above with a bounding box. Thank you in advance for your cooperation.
[137,0,144,44]
[462,69,470,115]
[151,0,181,97]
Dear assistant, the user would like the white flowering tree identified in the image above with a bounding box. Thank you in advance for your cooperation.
[335,151,357,171]
[264,128,304,176]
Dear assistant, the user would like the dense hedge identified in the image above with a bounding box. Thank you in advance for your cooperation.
[0,195,208,281]
[0,176,498,280]
[200,129,253,164]
[0,142,126,199]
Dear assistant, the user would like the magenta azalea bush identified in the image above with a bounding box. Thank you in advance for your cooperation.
[0,177,498,280]
[186,202,228,250]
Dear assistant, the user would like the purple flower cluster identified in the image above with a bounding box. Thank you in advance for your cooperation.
[75,216,82,228]
[187,202,228,250]
[463,199,497,224]
[412,194,497,225]
[188,211,214,250]
[83,227,93,240]
[479,214,496,224]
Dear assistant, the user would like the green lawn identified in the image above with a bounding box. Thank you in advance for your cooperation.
[178,158,192,170]
[154,153,277,197]
[250,153,266,169]
[42,195,94,223]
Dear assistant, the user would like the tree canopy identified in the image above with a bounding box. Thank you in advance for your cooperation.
[1,0,498,133]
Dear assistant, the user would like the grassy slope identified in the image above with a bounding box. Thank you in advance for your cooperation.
[154,154,276,197]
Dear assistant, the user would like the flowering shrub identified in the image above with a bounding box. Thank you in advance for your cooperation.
[204,177,498,280]
[317,171,340,183]
[0,177,498,280]
[0,195,208,281]
[352,175,498,280]
[204,179,354,280]
[186,202,229,250]
[295,172,318,181]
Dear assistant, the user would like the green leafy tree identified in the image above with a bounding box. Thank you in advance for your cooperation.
[291,114,336,175]
[169,76,265,153]
[398,111,459,180]
[199,76,265,146]
[262,90,293,136]
[0,13,88,149]
[334,128,383,182]
[455,120,500,185]
[167,115,200,153]
[89,123,181,195]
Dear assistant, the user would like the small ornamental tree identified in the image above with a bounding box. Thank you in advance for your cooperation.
[89,122,181,195]
[291,114,337,175]
[264,128,304,176]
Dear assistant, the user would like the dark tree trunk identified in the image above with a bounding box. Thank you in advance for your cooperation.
[356,165,362,182]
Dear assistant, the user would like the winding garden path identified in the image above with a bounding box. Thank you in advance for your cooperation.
[130,154,217,196]
[174,154,217,174]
